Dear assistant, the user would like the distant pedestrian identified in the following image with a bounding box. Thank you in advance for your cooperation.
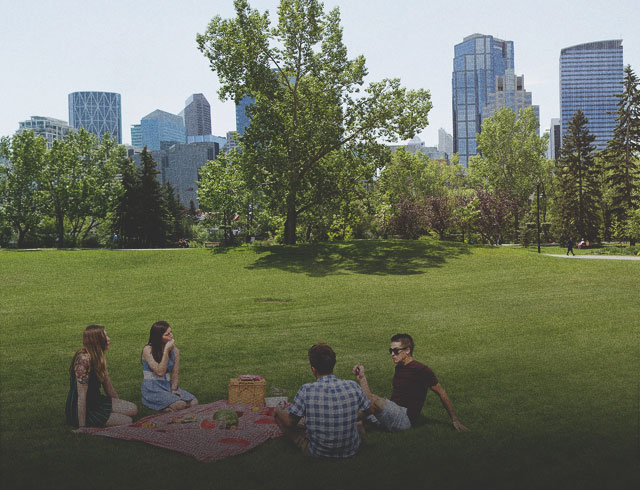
[567,238,575,256]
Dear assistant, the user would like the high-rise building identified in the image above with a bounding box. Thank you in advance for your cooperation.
[182,94,212,137]
[17,116,72,149]
[130,124,142,147]
[235,96,255,136]
[223,131,239,153]
[559,40,623,151]
[452,33,514,165]
[547,118,561,161]
[68,91,122,143]
[438,128,453,159]
[481,69,540,134]
[139,110,186,151]
[133,143,219,207]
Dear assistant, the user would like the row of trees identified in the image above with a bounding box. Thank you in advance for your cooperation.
[0,130,191,248]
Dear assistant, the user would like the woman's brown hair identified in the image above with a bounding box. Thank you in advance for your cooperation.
[147,321,170,363]
[70,325,108,382]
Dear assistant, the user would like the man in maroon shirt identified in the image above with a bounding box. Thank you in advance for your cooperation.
[353,333,468,432]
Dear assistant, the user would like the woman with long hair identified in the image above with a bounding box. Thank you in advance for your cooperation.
[141,321,198,411]
[65,325,138,427]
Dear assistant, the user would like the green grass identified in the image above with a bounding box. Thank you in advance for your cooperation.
[1,240,638,490]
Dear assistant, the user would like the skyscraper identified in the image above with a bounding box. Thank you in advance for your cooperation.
[182,94,211,138]
[140,110,186,151]
[438,128,453,159]
[68,91,122,143]
[130,124,142,147]
[559,40,623,151]
[547,118,561,161]
[452,33,514,165]
[481,69,540,134]
[235,95,255,136]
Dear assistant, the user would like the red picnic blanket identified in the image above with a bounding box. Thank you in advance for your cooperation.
[75,400,283,462]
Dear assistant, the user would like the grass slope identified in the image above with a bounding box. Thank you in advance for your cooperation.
[0,240,638,490]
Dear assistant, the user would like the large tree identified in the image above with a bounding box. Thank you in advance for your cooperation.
[603,65,640,244]
[0,131,47,247]
[197,0,432,244]
[41,129,123,248]
[556,109,601,240]
[468,107,548,239]
[198,152,249,244]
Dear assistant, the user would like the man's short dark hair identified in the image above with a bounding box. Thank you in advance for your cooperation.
[308,344,336,375]
[390,333,414,355]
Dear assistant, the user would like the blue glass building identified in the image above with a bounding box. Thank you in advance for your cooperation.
[559,40,623,151]
[235,95,255,136]
[140,110,186,151]
[68,91,122,144]
[452,34,514,165]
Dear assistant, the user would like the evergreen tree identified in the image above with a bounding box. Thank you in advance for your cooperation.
[112,157,141,247]
[556,110,601,240]
[165,181,187,244]
[603,65,640,244]
[138,148,170,248]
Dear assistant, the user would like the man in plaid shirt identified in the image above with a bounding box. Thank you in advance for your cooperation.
[275,344,370,458]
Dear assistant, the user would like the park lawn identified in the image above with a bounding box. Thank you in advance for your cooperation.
[0,240,638,490]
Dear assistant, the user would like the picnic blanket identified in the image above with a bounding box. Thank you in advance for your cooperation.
[75,400,283,462]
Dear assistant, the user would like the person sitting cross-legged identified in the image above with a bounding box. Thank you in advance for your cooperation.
[353,333,468,432]
[275,343,370,458]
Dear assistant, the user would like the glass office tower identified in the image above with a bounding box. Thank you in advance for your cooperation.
[140,110,186,151]
[235,95,255,136]
[559,40,623,151]
[452,34,514,165]
[68,91,122,144]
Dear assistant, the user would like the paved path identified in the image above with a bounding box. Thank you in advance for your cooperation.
[545,254,640,261]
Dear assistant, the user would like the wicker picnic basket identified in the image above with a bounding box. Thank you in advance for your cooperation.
[228,376,266,406]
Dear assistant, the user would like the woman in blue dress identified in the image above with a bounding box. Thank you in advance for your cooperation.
[141,321,198,411]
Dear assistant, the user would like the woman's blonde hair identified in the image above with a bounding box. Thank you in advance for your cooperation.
[77,325,108,382]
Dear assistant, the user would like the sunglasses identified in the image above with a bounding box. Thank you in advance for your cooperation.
[389,347,409,355]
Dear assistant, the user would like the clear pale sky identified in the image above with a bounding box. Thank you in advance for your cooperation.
[1,0,638,146]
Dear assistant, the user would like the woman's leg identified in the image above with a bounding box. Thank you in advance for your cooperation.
[112,398,138,417]
[167,400,188,411]
[104,398,138,426]
[186,398,199,408]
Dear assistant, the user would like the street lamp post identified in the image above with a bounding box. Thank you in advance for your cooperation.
[536,182,541,254]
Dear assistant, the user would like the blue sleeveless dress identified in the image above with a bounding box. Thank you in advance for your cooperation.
[141,349,196,410]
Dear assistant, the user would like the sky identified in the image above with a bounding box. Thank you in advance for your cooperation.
[1,0,638,147]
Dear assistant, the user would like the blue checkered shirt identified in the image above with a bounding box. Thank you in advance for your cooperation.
[289,375,370,458]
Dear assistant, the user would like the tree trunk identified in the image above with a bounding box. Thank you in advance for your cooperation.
[283,183,298,245]
[16,225,27,248]
[284,206,297,244]
[56,212,65,249]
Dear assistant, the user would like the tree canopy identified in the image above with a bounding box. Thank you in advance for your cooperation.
[197,0,432,243]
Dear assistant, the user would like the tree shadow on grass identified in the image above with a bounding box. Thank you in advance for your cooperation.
[245,239,471,277]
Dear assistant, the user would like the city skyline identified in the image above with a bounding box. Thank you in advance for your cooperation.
[1,0,639,148]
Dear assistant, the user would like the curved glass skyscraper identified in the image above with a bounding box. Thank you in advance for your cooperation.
[68,91,122,143]
[559,40,623,151]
